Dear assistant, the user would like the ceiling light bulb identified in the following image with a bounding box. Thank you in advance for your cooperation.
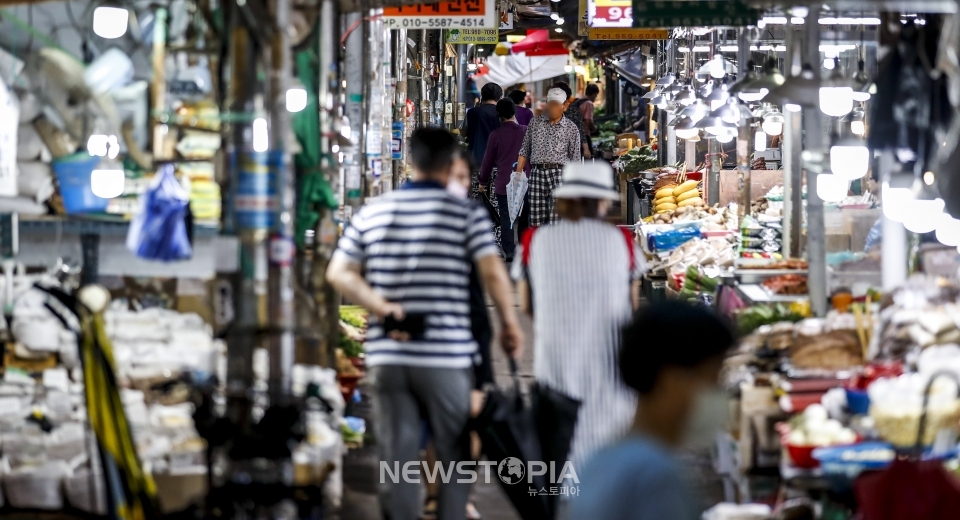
[252,117,269,152]
[557,18,565,24]
[286,87,308,113]
[93,6,129,39]
[709,56,725,79]
[550,12,559,19]
[755,130,767,152]
[816,173,849,202]
[820,86,854,117]
[555,27,563,33]
[676,128,700,140]
[716,133,735,143]
[830,142,870,181]
[936,214,960,246]
[91,169,125,199]
[762,120,783,136]
[881,183,915,222]
[903,199,945,234]
[785,103,801,113]
[851,120,865,136]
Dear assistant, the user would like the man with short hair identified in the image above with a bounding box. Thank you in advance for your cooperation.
[581,83,600,137]
[516,88,582,226]
[571,301,735,520]
[326,127,523,520]
[507,89,534,126]
[465,83,503,167]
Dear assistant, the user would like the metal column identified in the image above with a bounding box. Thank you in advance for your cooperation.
[343,12,364,212]
[706,34,720,205]
[803,7,828,317]
[266,0,296,399]
[782,20,803,258]
[736,28,751,219]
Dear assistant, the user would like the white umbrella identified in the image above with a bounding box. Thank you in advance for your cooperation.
[505,169,528,228]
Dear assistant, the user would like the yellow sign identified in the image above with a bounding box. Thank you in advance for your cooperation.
[578,0,589,36]
[445,28,498,44]
[588,28,668,40]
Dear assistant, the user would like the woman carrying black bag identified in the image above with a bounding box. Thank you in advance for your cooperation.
[512,162,645,499]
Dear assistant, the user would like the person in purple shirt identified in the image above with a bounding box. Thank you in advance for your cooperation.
[479,98,529,261]
[508,89,534,127]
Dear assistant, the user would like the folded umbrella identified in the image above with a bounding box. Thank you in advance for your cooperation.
[506,170,529,229]
[473,359,549,520]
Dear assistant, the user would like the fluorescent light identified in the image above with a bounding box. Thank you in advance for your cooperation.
[253,117,269,152]
[93,6,129,39]
[791,17,805,24]
[819,17,881,25]
[91,169,125,198]
[678,47,691,53]
[692,45,710,53]
[762,16,788,25]
[286,87,308,113]
[719,45,738,52]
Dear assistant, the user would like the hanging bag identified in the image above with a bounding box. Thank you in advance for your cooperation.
[126,164,193,261]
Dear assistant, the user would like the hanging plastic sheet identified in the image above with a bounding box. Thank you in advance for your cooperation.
[125,164,192,261]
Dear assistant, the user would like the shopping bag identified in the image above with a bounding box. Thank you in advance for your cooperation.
[125,164,193,261]
[473,359,550,520]
[506,170,529,229]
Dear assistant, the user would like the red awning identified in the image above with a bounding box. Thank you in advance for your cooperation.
[511,29,567,56]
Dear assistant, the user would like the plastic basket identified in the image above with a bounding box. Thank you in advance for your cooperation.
[52,154,108,214]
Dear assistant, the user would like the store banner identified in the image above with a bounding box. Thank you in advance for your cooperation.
[382,0,496,29]
[445,28,499,44]
[578,0,588,36]
[630,0,758,28]
[588,0,632,28]
[588,28,668,40]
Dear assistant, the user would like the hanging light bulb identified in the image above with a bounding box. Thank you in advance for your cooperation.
[93,6,129,39]
[286,83,308,113]
[709,55,726,79]
[816,173,849,202]
[935,214,960,246]
[674,115,700,140]
[881,181,915,222]
[705,83,729,111]
[785,103,802,113]
[819,60,854,117]
[830,136,870,181]
[761,110,785,136]
[903,199,945,234]
[90,166,125,199]
[676,127,700,140]
[550,12,559,19]
[716,132,735,143]
[755,130,767,152]
[252,117,269,152]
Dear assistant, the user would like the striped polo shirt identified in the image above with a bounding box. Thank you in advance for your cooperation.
[333,181,499,368]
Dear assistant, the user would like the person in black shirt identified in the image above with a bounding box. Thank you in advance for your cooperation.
[465,83,503,167]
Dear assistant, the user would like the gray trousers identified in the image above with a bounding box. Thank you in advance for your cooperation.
[371,365,472,520]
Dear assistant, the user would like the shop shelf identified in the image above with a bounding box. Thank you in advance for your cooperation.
[18,216,220,238]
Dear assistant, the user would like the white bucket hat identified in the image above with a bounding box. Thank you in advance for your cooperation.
[553,162,619,201]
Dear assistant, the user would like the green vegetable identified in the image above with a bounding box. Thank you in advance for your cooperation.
[339,333,364,358]
[736,304,805,335]
[683,265,718,293]
[340,306,367,329]
[615,147,659,174]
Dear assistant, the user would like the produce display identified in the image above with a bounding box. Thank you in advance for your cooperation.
[613,146,658,173]
[868,374,960,447]
[784,404,858,449]
[736,304,806,335]
[740,214,783,258]
[654,179,702,212]
[763,274,809,295]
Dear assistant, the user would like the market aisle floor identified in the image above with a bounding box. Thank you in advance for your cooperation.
[337,306,531,520]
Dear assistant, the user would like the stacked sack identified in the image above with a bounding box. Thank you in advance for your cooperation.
[654,180,703,213]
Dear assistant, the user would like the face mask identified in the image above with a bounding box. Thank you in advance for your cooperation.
[447,182,469,200]
[680,386,729,450]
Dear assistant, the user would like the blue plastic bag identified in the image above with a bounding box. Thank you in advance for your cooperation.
[646,226,700,252]
[126,165,193,261]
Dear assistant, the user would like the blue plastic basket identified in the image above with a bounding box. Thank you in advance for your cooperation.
[53,154,109,214]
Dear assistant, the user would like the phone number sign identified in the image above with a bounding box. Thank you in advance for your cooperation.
[383,0,494,29]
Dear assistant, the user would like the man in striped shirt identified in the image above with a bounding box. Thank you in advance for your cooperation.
[326,127,522,520]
